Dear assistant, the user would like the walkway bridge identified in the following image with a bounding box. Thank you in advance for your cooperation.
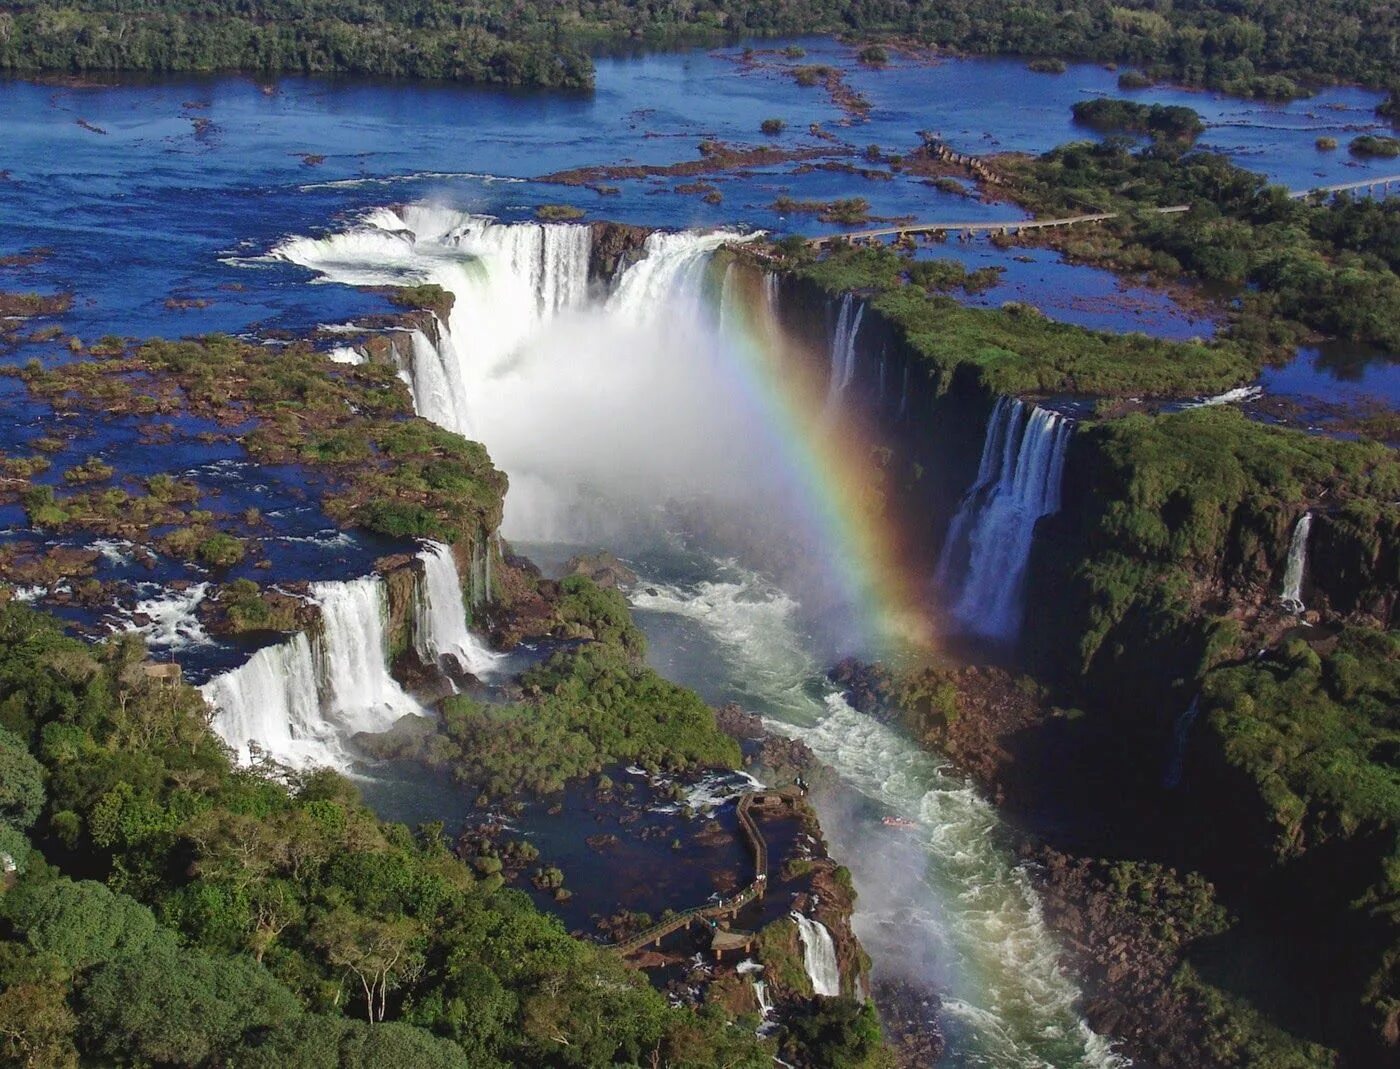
[606,789,792,959]
[807,173,1400,248]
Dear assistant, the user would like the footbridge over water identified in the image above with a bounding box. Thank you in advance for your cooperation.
[606,789,795,960]
[807,173,1400,248]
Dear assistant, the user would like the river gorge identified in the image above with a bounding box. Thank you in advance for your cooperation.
[1,37,1396,1069]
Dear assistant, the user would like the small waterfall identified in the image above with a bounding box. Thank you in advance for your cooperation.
[938,398,1073,642]
[791,912,841,997]
[824,293,865,409]
[1280,512,1313,614]
[311,577,421,732]
[326,345,365,365]
[414,541,501,680]
[201,633,325,767]
[403,323,474,437]
[203,576,421,769]
[897,364,909,420]
[1162,697,1201,789]
[753,979,773,1018]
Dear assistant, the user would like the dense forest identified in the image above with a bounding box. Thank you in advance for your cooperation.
[0,0,1397,93]
[0,602,772,1068]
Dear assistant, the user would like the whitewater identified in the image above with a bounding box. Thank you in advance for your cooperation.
[269,206,1127,1067]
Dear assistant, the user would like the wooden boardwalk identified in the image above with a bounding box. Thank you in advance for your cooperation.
[606,789,790,958]
[808,172,1400,248]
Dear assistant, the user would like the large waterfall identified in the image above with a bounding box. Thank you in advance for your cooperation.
[415,541,500,679]
[202,577,421,769]
[403,325,474,437]
[1280,511,1313,614]
[937,397,1073,642]
[791,911,842,997]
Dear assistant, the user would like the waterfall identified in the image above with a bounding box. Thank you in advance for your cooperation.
[414,541,501,679]
[1162,697,1201,789]
[824,293,865,409]
[897,364,909,420]
[791,912,841,997]
[311,577,421,731]
[402,324,474,437]
[608,229,741,323]
[753,979,773,1018]
[937,398,1073,642]
[1280,512,1313,614]
[203,577,421,769]
[201,633,325,768]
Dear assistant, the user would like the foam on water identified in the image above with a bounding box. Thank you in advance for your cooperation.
[632,562,1127,1068]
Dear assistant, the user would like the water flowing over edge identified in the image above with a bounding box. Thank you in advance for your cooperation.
[938,397,1074,642]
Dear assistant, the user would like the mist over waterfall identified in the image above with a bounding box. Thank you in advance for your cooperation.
[1280,511,1313,614]
[792,912,842,997]
[415,541,500,679]
[937,397,1073,642]
[202,577,421,769]
[824,293,866,410]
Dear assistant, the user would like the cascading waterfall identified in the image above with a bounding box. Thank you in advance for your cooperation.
[753,979,773,1018]
[791,911,842,997]
[824,293,866,409]
[414,541,500,679]
[203,577,421,769]
[1280,511,1313,614]
[403,325,474,437]
[937,397,1073,642]
[201,633,325,767]
[1162,697,1201,790]
[311,577,421,729]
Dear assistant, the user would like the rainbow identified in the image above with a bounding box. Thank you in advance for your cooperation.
[711,258,935,658]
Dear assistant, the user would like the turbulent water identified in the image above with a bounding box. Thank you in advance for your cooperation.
[1280,512,1313,614]
[792,911,843,997]
[281,214,1125,1066]
[632,566,1125,1068]
[202,577,421,768]
[938,397,1074,642]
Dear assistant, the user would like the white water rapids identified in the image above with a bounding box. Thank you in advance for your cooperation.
[270,207,1127,1066]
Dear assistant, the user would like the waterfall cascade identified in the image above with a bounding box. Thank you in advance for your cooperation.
[403,324,474,437]
[414,541,500,680]
[791,911,841,997]
[203,577,421,769]
[1162,696,1201,789]
[1280,512,1313,614]
[824,293,866,409]
[937,397,1073,642]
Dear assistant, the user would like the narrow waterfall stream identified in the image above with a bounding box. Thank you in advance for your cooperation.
[1280,512,1314,614]
[938,397,1074,642]
[792,911,843,997]
[277,210,1127,1067]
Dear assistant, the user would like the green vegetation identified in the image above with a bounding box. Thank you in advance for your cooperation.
[1026,57,1066,74]
[2,0,1395,94]
[773,196,872,225]
[1199,628,1399,1050]
[1349,134,1400,158]
[760,117,787,135]
[0,602,769,1067]
[1043,406,1397,688]
[387,284,454,322]
[535,204,586,222]
[1071,98,1205,142]
[781,243,1255,396]
[1001,138,1400,352]
[14,335,507,549]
